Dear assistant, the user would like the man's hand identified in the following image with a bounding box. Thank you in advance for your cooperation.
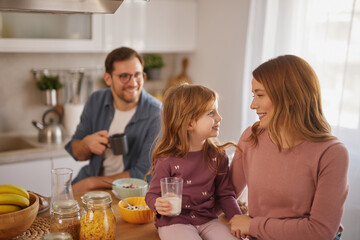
[72,130,109,160]
[72,172,130,193]
[72,176,112,193]
[83,130,109,155]
[229,214,252,238]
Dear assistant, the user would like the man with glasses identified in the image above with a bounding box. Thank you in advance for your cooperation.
[65,47,162,193]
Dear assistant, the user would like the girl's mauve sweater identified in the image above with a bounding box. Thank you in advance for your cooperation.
[146,150,241,227]
[230,127,349,240]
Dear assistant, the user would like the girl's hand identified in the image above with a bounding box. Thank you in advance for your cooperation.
[229,214,252,237]
[154,197,172,216]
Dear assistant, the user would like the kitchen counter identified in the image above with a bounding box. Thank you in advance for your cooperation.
[0,133,88,196]
[0,133,71,165]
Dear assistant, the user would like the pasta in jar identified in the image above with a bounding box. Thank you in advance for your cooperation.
[80,191,116,240]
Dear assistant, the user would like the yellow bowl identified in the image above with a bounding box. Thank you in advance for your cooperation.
[118,197,154,224]
[0,192,39,240]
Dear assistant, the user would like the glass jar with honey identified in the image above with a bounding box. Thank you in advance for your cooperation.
[80,191,116,240]
[43,232,73,240]
[50,199,81,240]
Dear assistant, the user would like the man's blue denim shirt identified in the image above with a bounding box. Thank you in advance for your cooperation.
[65,88,162,184]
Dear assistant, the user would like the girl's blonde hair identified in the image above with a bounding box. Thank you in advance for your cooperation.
[145,84,239,179]
[250,55,335,150]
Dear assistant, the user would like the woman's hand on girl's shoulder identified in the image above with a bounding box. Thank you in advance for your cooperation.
[154,197,172,216]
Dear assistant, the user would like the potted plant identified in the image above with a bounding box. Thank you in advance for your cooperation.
[144,54,165,80]
[36,74,63,106]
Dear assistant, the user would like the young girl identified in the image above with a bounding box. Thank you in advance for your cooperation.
[145,84,242,240]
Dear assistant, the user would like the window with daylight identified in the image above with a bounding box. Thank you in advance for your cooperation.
[242,0,360,239]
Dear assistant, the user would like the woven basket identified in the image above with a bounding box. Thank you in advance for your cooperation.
[12,217,50,240]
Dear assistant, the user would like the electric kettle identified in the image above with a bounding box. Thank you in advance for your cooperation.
[32,108,65,144]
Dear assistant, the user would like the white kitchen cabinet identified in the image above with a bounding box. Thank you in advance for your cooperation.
[0,156,87,197]
[0,159,52,197]
[104,0,197,53]
[51,156,88,181]
[0,0,196,53]
[0,14,103,53]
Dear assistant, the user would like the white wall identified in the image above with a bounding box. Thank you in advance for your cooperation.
[180,0,251,143]
[0,53,105,135]
[0,1,251,144]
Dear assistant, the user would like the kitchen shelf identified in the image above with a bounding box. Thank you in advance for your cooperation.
[0,0,197,53]
[0,14,103,52]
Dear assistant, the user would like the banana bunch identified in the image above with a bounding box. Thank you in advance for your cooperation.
[0,184,30,214]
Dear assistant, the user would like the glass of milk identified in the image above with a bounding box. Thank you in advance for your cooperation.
[160,177,183,216]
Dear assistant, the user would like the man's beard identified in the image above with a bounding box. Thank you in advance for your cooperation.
[115,87,141,104]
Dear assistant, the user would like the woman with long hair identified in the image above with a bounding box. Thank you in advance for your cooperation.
[230,55,349,240]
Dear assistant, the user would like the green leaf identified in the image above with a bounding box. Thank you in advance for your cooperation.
[144,54,165,69]
[36,75,63,90]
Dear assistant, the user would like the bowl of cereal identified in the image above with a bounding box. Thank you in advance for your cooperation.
[112,178,148,199]
[118,197,153,224]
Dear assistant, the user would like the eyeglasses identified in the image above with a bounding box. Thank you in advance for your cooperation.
[112,72,145,84]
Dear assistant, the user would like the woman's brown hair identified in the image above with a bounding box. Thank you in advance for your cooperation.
[249,55,335,150]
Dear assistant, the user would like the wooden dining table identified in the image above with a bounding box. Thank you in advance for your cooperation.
[39,190,160,240]
[37,190,235,240]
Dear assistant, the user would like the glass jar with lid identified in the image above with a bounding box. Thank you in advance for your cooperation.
[50,199,81,240]
[43,232,73,240]
[80,191,116,240]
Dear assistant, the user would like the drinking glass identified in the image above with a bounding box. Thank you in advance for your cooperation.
[160,177,183,216]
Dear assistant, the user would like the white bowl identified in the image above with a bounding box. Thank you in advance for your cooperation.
[112,178,148,199]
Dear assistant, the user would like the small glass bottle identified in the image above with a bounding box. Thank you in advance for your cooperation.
[80,191,116,240]
[50,199,81,240]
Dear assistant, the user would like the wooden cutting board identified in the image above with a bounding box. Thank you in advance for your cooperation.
[165,58,191,91]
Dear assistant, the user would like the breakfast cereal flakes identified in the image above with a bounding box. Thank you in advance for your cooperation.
[80,208,115,240]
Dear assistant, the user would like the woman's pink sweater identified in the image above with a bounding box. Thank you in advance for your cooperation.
[230,128,349,240]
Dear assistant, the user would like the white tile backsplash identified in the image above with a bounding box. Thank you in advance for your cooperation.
[0,52,180,135]
[0,52,106,135]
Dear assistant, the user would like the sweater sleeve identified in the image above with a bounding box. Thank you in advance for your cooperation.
[215,154,242,220]
[249,142,349,240]
[229,134,248,199]
[145,159,169,214]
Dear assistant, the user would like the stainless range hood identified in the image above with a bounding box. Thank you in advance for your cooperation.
[0,0,124,14]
